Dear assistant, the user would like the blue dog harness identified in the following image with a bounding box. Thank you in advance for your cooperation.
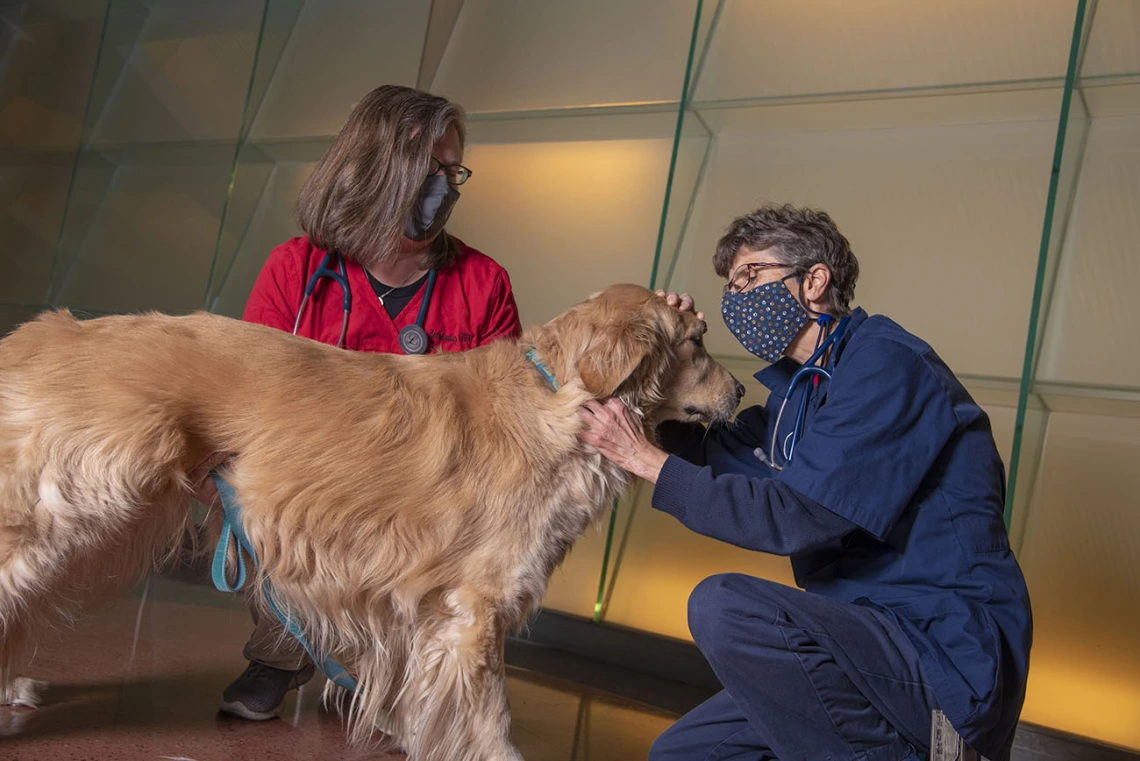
[208,471,358,692]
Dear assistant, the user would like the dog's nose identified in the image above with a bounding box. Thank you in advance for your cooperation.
[734,380,746,401]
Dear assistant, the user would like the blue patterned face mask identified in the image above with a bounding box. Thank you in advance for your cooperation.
[721,275,810,363]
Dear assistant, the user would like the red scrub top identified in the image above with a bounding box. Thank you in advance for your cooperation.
[242,235,522,352]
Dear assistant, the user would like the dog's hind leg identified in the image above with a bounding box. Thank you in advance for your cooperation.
[0,465,191,709]
[0,520,64,709]
[0,548,43,708]
[0,619,47,708]
[0,469,72,709]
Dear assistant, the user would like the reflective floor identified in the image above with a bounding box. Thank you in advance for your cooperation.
[0,582,678,761]
[3,581,1137,761]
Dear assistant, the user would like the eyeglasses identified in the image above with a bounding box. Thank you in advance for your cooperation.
[724,262,795,294]
[429,156,472,186]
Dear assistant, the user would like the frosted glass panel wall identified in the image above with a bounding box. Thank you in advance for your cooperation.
[247,0,430,141]
[1016,413,1140,749]
[436,0,701,325]
[0,1,107,149]
[85,0,265,146]
[1011,0,1140,749]
[432,0,698,114]
[39,0,266,315]
[1037,104,1140,386]
[0,1,107,318]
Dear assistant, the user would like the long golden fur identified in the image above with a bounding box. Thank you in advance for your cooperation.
[0,283,741,760]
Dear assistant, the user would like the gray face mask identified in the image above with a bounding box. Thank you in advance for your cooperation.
[404,173,459,242]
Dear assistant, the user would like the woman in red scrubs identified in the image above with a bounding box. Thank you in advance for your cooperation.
[212,84,521,721]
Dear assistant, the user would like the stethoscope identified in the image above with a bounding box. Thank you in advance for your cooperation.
[293,251,437,354]
[761,314,850,471]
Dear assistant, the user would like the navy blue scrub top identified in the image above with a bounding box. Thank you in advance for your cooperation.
[652,307,1033,760]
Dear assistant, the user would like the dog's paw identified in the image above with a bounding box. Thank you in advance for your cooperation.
[0,677,48,708]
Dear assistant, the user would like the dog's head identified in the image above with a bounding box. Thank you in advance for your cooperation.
[541,284,744,427]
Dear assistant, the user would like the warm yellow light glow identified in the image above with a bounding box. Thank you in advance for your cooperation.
[1021,655,1140,751]
[450,138,676,327]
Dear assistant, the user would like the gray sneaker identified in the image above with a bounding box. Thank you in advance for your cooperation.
[219,661,316,721]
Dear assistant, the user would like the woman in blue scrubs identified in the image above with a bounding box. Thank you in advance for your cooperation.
[579,204,1032,761]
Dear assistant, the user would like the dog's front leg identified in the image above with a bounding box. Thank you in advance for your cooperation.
[399,591,522,761]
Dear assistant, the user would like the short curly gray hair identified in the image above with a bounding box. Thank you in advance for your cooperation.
[714,204,859,316]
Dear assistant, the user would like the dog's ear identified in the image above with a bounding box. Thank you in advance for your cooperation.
[564,285,680,398]
[577,326,653,398]
[576,297,679,398]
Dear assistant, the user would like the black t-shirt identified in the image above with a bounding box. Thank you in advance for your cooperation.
[365,269,431,320]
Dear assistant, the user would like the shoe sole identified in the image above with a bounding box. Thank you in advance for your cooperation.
[219,700,281,721]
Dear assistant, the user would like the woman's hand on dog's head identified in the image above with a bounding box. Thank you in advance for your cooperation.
[655,290,703,322]
[577,398,669,484]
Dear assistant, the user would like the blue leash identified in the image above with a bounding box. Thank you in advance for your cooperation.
[208,471,358,692]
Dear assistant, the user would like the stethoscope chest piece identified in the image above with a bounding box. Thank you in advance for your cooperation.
[398,324,429,355]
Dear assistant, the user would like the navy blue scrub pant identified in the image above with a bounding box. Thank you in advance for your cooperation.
[651,574,938,761]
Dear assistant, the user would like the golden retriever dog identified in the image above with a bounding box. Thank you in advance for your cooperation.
[0,283,742,760]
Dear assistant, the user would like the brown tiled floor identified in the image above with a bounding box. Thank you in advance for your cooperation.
[0,585,677,760]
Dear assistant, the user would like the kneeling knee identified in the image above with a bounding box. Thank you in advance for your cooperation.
[687,573,744,646]
[688,573,784,650]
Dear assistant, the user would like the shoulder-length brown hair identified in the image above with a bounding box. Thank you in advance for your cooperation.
[297,85,466,271]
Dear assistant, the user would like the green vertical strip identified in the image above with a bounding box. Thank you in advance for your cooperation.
[203,0,274,310]
[592,497,619,622]
[592,0,705,623]
[1005,0,1087,529]
[648,0,704,294]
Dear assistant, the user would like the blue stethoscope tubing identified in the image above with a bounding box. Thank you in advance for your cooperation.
[292,251,436,353]
[768,315,850,470]
[294,251,351,348]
